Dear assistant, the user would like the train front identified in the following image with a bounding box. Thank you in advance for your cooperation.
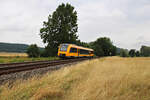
[58,44,69,58]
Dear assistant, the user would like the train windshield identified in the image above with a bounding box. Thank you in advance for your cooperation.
[60,44,68,51]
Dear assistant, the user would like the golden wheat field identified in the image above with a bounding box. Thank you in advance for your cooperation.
[0,57,150,100]
[0,52,28,57]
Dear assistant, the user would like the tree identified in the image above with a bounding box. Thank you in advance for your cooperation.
[26,44,40,57]
[120,49,129,57]
[92,37,116,57]
[140,45,150,57]
[76,40,90,48]
[129,49,136,57]
[40,48,49,57]
[110,45,117,56]
[93,43,104,57]
[135,51,140,57]
[40,3,78,56]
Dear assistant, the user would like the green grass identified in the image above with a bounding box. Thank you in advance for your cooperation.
[0,57,59,64]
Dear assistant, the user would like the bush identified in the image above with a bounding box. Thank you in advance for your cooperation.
[26,44,40,57]
[91,37,117,57]
[129,49,136,57]
[140,46,150,57]
[120,49,129,57]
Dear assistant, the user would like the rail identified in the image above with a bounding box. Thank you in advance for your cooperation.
[0,58,90,76]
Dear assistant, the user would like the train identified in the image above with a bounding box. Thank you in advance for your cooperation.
[58,43,94,58]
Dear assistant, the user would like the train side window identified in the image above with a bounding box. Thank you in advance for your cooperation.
[90,51,94,54]
[70,48,77,53]
[80,49,89,54]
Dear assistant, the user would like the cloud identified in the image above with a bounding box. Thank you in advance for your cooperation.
[0,0,150,49]
[76,0,150,49]
[0,0,58,46]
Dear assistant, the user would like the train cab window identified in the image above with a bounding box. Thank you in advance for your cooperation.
[70,48,77,53]
[60,44,68,51]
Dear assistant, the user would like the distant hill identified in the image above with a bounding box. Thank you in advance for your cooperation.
[0,42,44,53]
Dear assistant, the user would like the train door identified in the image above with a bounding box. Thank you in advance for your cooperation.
[78,49,80,57]
[69,47,78,57]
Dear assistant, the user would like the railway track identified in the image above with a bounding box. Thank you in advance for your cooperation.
[0,58,89,76]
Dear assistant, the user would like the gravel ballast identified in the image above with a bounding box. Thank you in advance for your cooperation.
[0,62,78,86]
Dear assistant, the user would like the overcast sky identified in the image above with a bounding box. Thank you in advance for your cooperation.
[0,0,150,50]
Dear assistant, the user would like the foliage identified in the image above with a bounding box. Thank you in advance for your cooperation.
[110,45,117,56]
[75,40,90,48]
[129,49,136,57]
[40,49,48,57]
[91,37,117,57]
[26,44,40,57]
[40,3,78,56]
[135,51,140,57]
[120,49,129,57]
[40,47,54,57]
[140,45,150,57]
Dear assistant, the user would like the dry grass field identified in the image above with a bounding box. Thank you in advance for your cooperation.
[0,52,28,57]
[0,57,150,100]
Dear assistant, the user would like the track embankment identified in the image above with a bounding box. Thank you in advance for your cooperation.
[0,58,89,76]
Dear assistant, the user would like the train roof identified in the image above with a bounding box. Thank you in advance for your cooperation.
[60,43,93,51]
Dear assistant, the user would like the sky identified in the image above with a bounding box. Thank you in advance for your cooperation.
[0,0,150,50]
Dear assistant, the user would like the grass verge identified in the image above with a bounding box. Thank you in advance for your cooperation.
[0,57,59,64]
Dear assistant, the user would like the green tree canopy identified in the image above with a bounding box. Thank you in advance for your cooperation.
[26,44,40,57]
[140,45,150,57]
[40,3,78,56]
[91,37,116,57]
[120,49,129,57]
[129,49,136,57]
[76,40,90,48]
[135,51,140,57]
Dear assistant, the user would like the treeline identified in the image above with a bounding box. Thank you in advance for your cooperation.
[26,37,117,57]
[76,37,117,57]
[27,40,150,58]
[119,46,150,57]
[0,42,29,53]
